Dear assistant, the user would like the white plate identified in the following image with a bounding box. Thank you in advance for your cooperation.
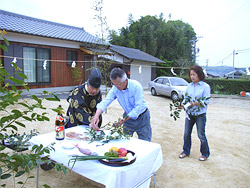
[61,142,75,149]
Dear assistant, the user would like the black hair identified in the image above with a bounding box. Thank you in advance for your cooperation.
[110,67,127,82]
[188,65,205,81]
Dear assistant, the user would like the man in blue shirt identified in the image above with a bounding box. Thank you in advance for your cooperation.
[91,67,152,141]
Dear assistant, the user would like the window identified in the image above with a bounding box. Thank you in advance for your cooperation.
[67,50,78,66]
[23,47,50,83]
[162,78,170,85]
[155,78,163,84]
[170,78,188,86]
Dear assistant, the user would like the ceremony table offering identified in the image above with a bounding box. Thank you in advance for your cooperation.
[29,125,163,188]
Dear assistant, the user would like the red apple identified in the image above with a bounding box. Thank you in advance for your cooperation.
[118,148,127,157]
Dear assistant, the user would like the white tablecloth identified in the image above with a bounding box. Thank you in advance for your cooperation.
[29,126,163,188]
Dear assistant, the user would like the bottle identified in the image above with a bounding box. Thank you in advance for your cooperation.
[55,105,65,140]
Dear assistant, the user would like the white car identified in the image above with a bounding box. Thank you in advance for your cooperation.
[148,76,188,101]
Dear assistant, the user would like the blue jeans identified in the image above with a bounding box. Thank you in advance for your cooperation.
[123,110,152,142]
[182,113,210,158]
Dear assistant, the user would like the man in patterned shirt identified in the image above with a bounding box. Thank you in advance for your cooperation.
[66,68,102,128]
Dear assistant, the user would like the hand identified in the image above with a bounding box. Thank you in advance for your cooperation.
[114,116,130,127]
[90,115,99,130]
[114,119,123,127]
[191,102,200,106]
[178,104,184,110]
[90,108,102,130]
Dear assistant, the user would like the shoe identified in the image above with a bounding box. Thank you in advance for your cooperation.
[179,153,188,159]
[199,156,207,161]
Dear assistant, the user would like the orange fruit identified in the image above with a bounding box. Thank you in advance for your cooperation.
[109,147,119,152]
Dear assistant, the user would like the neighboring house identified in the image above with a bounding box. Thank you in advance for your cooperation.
[206,70,222,79]
[0,9,165,91]
[202,66,248,79]
[224,69,246,79]
[107,45,165,88]
[0,9,109,90]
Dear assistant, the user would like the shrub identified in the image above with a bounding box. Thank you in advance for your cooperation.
[0,30,67,187]
[182,76,250,95]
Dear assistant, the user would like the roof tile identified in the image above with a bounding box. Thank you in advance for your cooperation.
[0,9,107,45]
[110,45,165,63]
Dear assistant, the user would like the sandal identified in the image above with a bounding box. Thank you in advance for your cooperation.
[179,153,188,159]
[199,156,207,161]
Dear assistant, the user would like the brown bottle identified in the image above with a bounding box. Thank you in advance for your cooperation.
[55,105,65,140]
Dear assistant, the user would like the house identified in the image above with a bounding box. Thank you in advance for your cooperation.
[0,9,109,91]
[201,66,248,79]
[0,9,164,91]
[103,45,165,88]
[206,70,223,79]
[224,68,247,79]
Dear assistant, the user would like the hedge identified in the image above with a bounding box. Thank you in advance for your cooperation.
[182,77,250,95]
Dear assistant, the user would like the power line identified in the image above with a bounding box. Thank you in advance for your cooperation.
[205,0,250,36]
[210,48,250,67]
[0,55,188,70]
[236,48,250,53]
[1,52,249,71]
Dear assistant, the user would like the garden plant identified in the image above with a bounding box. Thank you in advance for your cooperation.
[0,30,67,188]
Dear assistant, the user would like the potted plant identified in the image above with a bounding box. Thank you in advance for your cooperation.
[1,129,38,152]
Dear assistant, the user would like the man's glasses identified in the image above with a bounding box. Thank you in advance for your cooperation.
[111,82,125,88]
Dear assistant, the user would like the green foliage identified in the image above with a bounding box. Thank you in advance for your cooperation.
[183,95,210,116]
[169,98,183,121]
[181,77,250,95]
[84,120,131,143]
[2,129,39,152]
[169,94,210,121]
[92,0,113,97]
[109,15,197,68]
[155,60,172,78]
[205,78,250,95]
[213,84,224,94]
[71,65,82,85]
[0,31,67,187]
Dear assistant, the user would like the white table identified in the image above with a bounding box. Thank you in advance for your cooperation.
[29,126,163,188]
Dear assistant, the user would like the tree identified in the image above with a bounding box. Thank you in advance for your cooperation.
[92,0,113,97]
[109,15,197,77]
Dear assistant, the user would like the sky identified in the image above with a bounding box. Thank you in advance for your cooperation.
[1,0,250,68]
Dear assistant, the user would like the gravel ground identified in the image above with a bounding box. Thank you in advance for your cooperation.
[1,91,250,188]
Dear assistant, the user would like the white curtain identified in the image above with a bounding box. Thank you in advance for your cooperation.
[23,47,36,82]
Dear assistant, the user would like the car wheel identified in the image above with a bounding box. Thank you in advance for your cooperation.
[151,88,157,96]
[171,91,179,101]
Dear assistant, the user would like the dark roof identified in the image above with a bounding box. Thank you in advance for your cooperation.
[225,69,246,77]
[110,45,165,63]
[0,9,107,45]
[206,70,221,77]
[202,66,247,77]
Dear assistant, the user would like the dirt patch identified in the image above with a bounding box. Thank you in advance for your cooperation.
[1,91,250,188]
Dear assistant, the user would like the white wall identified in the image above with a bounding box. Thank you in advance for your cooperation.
[130,61,152,89]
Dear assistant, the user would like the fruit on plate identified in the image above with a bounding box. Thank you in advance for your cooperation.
[118,148,127,157]
[105,147,128,158]
[109,147,119,153]
[105,148,118,157]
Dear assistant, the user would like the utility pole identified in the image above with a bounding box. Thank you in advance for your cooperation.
[232,50,238,79]
[232,50,235,79]
[194,36,203,64]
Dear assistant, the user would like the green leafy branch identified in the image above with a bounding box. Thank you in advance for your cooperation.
[84,120,131,143]
[169,94,210,121]
[169,98,183,121]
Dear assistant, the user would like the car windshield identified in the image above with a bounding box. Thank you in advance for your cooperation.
[170,78,188,86]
